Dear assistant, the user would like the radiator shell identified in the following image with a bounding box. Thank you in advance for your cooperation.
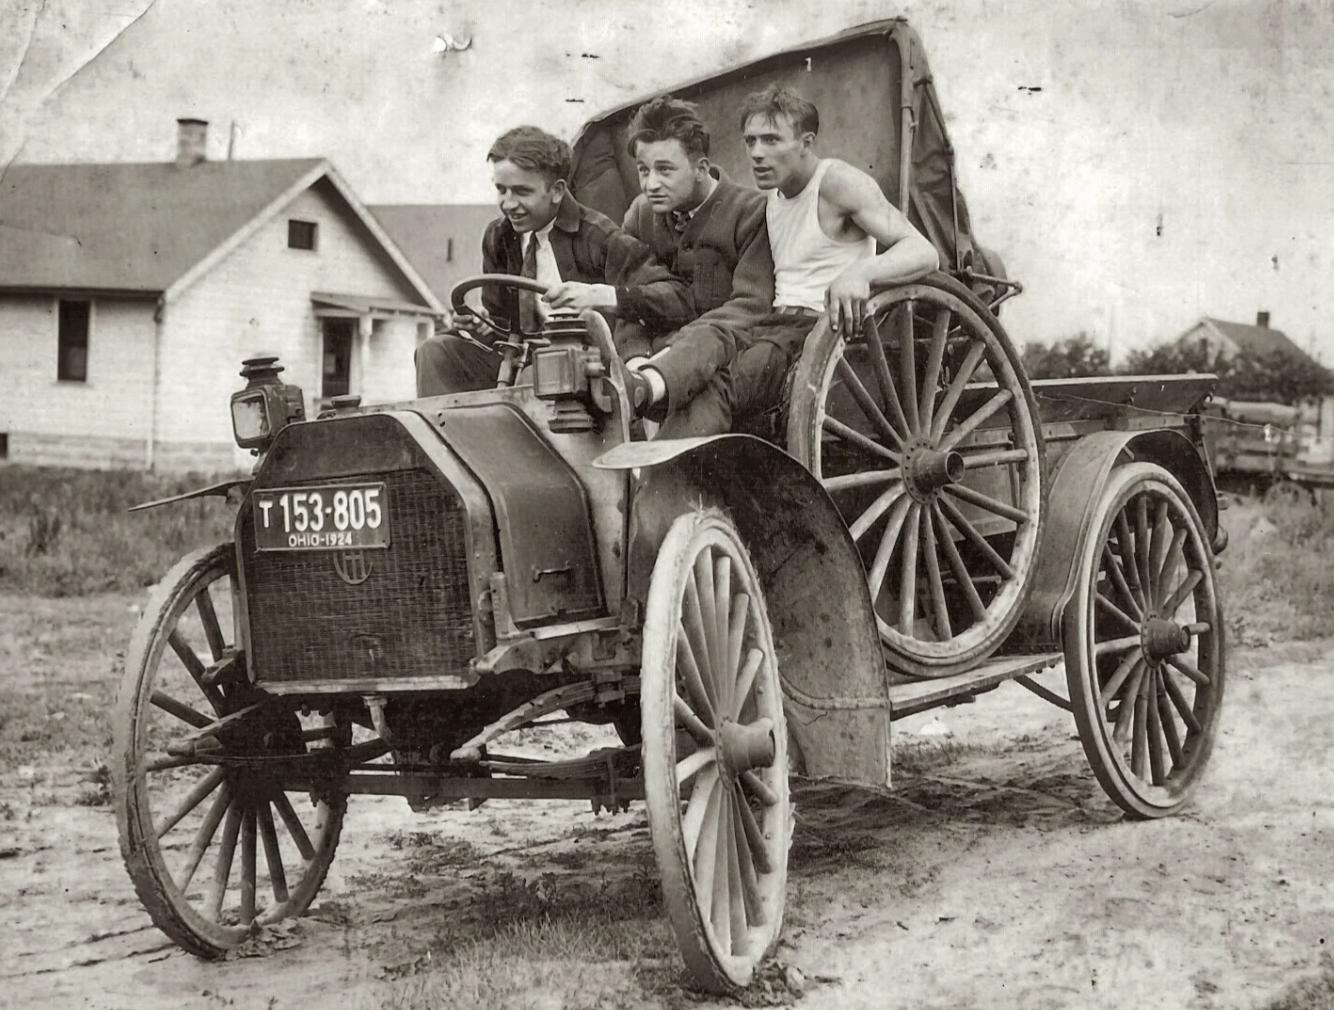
[239,467,477,684]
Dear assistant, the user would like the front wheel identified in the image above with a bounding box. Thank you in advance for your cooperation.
[1064,463,1226,818]
[641,512,791,992]
[113,543,345,956]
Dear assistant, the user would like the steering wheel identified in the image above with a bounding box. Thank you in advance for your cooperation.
[449,273,561,336]
[446,275,628,414]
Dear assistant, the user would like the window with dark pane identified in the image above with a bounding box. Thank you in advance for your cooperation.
[288,219,318,250]
[57,299,91,382]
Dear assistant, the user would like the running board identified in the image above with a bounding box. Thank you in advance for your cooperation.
[888,651,1063,720]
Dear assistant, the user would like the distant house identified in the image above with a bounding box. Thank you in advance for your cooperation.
[1176,312,1316,367]
[368,204,497,306]
[0,119,443,472]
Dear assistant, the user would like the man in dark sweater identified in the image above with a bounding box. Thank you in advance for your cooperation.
[545,97,773,430]
[415,126,691,396]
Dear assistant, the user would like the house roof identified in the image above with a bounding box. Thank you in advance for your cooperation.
[1197,316,1312,363]
[0,160,443,311]
[0,159,321,293]
[368,204,496,303]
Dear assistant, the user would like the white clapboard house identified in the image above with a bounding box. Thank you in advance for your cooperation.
[0,119,443,472]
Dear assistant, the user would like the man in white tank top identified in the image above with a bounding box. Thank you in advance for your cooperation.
[658,84,939,438]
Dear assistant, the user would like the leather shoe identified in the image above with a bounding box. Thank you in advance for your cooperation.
[623,369,653,417]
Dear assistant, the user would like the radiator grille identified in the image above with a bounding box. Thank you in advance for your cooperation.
[240,468,477,683]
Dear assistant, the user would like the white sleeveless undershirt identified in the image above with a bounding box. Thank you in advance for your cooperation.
[768,159,876,313]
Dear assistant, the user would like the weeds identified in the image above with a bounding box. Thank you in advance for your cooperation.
[382,861,672,1010]
[454,861,663,951]
[1218,493,1334,646]
[1260,953,1334,1010]
[74,763,112,807]
[0,464,237,596]
[891,738,1004,776]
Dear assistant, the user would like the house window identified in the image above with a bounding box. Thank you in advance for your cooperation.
[446,237,455,263]
[321,318,354,399]
[57,299,91,382]
[288,219,318,251]
[417,322,430,343]
[0,433,8,460]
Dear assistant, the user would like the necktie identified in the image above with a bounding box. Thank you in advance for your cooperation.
[518,233,539,334]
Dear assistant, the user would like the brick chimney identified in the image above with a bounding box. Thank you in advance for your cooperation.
[1256,310,1270,328]
[176,118,208,168]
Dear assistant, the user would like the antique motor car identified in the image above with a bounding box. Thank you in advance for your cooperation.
[113,18,1226,993]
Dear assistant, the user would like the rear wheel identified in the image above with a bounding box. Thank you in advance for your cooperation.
[641,512,790,992]
[1064,463,1225,818]
[787,273,1045,677]
[113,543,345,956]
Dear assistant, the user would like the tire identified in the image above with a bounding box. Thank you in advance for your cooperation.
[113,543,345,956]
[1063,463,1226,818]
[641,511,790,992]
[787,272,1046,677]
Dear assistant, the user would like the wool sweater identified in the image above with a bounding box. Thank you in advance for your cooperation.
[617,174,774,360]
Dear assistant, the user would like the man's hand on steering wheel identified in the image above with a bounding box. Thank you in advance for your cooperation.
[544,281,617,312]
[451,304,504,341]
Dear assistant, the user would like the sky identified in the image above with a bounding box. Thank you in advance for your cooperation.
[2,0,1332,362]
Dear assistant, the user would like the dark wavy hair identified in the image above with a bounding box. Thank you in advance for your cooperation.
[487,126,572,184]
[738,84,819,137]
[626,96,710,161]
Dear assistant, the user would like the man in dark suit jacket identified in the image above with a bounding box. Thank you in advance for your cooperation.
[548,97,774,432]
[415,126,691,396]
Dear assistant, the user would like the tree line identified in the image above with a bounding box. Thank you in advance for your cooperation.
[1021,333,1334,404]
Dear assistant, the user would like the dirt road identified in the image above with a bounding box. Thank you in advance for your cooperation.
[1,594,1330,1009]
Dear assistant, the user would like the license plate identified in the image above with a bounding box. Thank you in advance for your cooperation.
[253,483,390,551]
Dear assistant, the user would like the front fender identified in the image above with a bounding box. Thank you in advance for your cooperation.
[128,478,251,513]
[1013,427,1219,651]
[596,435,891,791]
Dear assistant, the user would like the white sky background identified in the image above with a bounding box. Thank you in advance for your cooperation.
[2,0,1332,362]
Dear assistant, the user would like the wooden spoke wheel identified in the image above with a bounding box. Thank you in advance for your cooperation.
[113,544,345,957]
[641,512,790,993]
[1064,463,1225,818]
[787,272,1045,677]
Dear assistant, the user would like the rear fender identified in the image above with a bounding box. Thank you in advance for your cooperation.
[595,435,891,790]
[1013,428,1219,651]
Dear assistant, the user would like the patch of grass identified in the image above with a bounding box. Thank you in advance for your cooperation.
[380,831,486,875]
[74,764,112,807]
[381,944,660,1010]
[891,738,1003,776]
[0,595,126,765]
[0,464,238,596]
[0,685,116,765]
[1259,954,1334,1010]
[379,862,675,1010]
[1219,493,1334,646]
[451,862,664,950]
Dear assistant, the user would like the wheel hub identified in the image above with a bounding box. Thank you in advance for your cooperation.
[1142,616,1191,664]
[715,716,776,783]
[902,436,965,503]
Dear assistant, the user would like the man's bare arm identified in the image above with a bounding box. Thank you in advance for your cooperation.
[821,160,939,335]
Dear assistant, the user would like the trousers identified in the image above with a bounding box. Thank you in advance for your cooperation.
[656,313,818,439]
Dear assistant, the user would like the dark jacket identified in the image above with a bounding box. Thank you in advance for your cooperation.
[617,174,774,360]
[478,195,692,338]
